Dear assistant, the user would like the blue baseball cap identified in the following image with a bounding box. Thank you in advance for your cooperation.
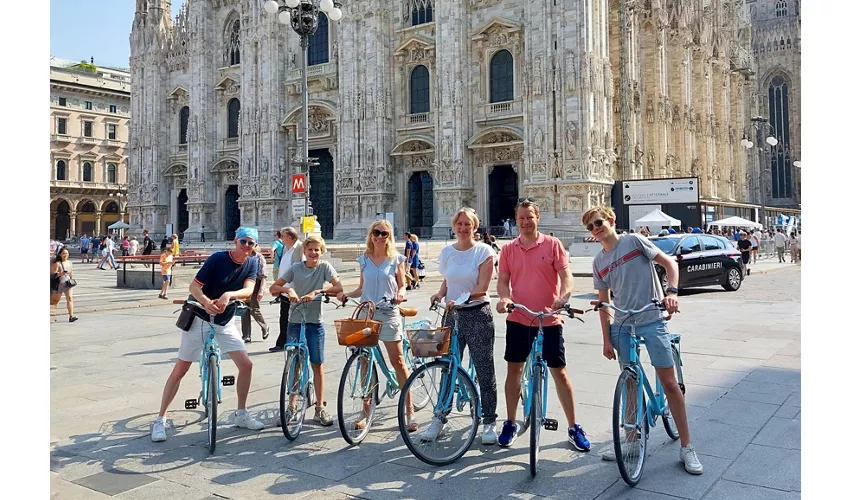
[235,227,259,242]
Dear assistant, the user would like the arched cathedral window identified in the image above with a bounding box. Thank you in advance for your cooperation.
[227,19,241,66]
[768,76,792,199]
[308,12,329,66]
[56,160,66,181]
[179,106,189,144]
[489,50,514,103]
[409,65,430,114]
[83,162,93,182]
[410,1,433,26]
[107,163,117,184]
[227,98,240,138]
[775,1,788,17]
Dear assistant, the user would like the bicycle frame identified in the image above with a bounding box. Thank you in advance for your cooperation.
[284,303,315,400]
[199,321,222,408]
[521,324,550,423]
[432,308,480,418]
[621,327,669,430]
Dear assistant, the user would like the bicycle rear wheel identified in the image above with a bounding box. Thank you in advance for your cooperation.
[338,350,379,445]
[398,360,480,466]
[529,364,544,477]
[663,346,684,440]
[207,354,218,454]
[613,368,648,486]
[281,350,308,441]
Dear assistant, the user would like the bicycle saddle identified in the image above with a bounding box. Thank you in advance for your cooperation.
[398,306,418,317]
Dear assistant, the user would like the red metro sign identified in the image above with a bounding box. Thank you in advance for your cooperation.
[292,174,306,194]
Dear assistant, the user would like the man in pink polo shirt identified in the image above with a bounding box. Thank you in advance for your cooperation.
[495,198,591,451]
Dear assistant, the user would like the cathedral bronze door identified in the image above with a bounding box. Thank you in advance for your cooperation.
[407,171,434,238]
[225,185,241,240]
[489,165,518,233]
[308,148,334,238]
[177,189,189,237]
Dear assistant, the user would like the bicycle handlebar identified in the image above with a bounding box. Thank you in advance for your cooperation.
[506,303,584,322]
[590,299,673,321]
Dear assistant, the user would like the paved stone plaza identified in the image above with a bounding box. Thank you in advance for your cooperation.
[50,263,801,499]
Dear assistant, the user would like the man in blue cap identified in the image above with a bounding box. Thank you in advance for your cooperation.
[152,227,265,443]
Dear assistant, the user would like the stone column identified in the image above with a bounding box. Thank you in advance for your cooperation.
[69,211,77,239]
[95,211,103,236]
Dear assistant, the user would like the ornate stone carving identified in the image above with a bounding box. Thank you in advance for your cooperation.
[691,158,701,176]
[533,57,543,96]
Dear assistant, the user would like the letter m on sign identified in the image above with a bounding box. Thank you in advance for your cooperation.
[292,174,306,194]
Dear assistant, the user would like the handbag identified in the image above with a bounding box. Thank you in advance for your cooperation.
[59,263,77,288]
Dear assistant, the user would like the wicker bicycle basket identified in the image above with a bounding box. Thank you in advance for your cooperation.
[334,301,383,347]
[407,325,452,358]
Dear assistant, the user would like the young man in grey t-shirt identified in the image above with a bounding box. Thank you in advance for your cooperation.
[583,206,704,476]
[269,235,343,427]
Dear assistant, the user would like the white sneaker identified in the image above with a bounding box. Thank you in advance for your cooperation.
[419,417,445,442]
[680,444,704,475]
[481,423,497,445]
[151,419,167,442]
[234,410,265,430]
[601,441,641,461]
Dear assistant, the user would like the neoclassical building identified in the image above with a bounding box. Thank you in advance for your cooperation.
[50,57,130,240]
[128,0,772,241]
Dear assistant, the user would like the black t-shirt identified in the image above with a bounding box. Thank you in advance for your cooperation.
[738,239,752,253]
[143,236,154,253]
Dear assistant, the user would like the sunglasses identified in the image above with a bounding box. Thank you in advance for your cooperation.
[586,219,606,232]
[238,238,257,247]
[371,229,390,238]
[517,197,537,205]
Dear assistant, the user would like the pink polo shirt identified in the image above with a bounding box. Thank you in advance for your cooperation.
[500,233,569,327]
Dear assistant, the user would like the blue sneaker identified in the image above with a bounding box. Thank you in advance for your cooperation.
[568,424,591,451]
[498,421,518,447]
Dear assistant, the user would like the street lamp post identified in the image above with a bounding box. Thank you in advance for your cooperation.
[264,0,343,235]
[741,116,778,226]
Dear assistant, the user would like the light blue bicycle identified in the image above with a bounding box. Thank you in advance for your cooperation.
[397,292,480,466]
[507,302,585,477]
[591,299,685,486]
[333,296,431,446]
[177,298,247,454]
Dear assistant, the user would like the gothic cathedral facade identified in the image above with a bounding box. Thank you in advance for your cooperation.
[128,0,770,241]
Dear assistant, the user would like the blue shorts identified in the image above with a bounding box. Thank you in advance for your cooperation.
[80,248,88,254]
[610,320,674,369]
[162,274,172,283]
[286,323,326,364]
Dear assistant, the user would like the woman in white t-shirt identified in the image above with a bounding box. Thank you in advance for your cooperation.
[428,208,498,445]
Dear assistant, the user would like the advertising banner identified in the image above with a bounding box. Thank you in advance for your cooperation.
[622,177,699,205]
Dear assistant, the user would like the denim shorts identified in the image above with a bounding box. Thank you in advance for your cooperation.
[162,274,172,283]
[610,320,674,369]
[286,322,326,364]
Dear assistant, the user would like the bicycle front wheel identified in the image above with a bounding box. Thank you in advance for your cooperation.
[281,350,308,441]
[663,346,684,440]
[529,364,543,477]
[398,360,480,466]
[207,354,218,454]
[338,350,379,446]
[613,368,648,486]
[405,354,432,412]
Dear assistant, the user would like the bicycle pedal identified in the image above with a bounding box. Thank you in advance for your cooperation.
[184,399,198,409]
[543,418,559,431]
[222,375,235,386]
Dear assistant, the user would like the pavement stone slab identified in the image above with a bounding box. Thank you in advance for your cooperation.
[115,478,214,500]
[51,472,113,500]
[744,367,801,387]
[702,480,801,500]
[773,399,800,419]
[71,468,160,496]
[620,446,732,500]
[751,417,801,450]
[595,482,692,500]
[683,369,748,389]
[511,458,621,500]
[680,384,727,408]
[723,380,798,405]
[722,444,801,492]
[686,419,761,460]
[696,397,778,429]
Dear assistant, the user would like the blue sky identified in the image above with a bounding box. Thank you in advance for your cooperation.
[50,0,186,68]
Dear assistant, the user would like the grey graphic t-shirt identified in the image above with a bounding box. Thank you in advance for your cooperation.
[592,234,665,326]
[281,261,338,324]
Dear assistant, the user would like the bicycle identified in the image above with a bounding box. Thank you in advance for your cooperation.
[506,302,585,477]
[590,299,685,486]
[396,291,481,466]
[175,298,247,454]
[279,291,331,441]
[332,296,431,445]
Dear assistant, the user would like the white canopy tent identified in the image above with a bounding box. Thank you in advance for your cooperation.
[635,209,681,227]
[707,216,763,230]
[107,221,130,229]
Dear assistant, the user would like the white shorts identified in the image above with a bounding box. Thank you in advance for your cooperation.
[177,316,247,362]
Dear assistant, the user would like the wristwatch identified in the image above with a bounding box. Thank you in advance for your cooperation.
[666,287,679,295]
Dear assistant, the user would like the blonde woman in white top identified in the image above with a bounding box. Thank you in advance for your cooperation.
[428,208,498,444]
